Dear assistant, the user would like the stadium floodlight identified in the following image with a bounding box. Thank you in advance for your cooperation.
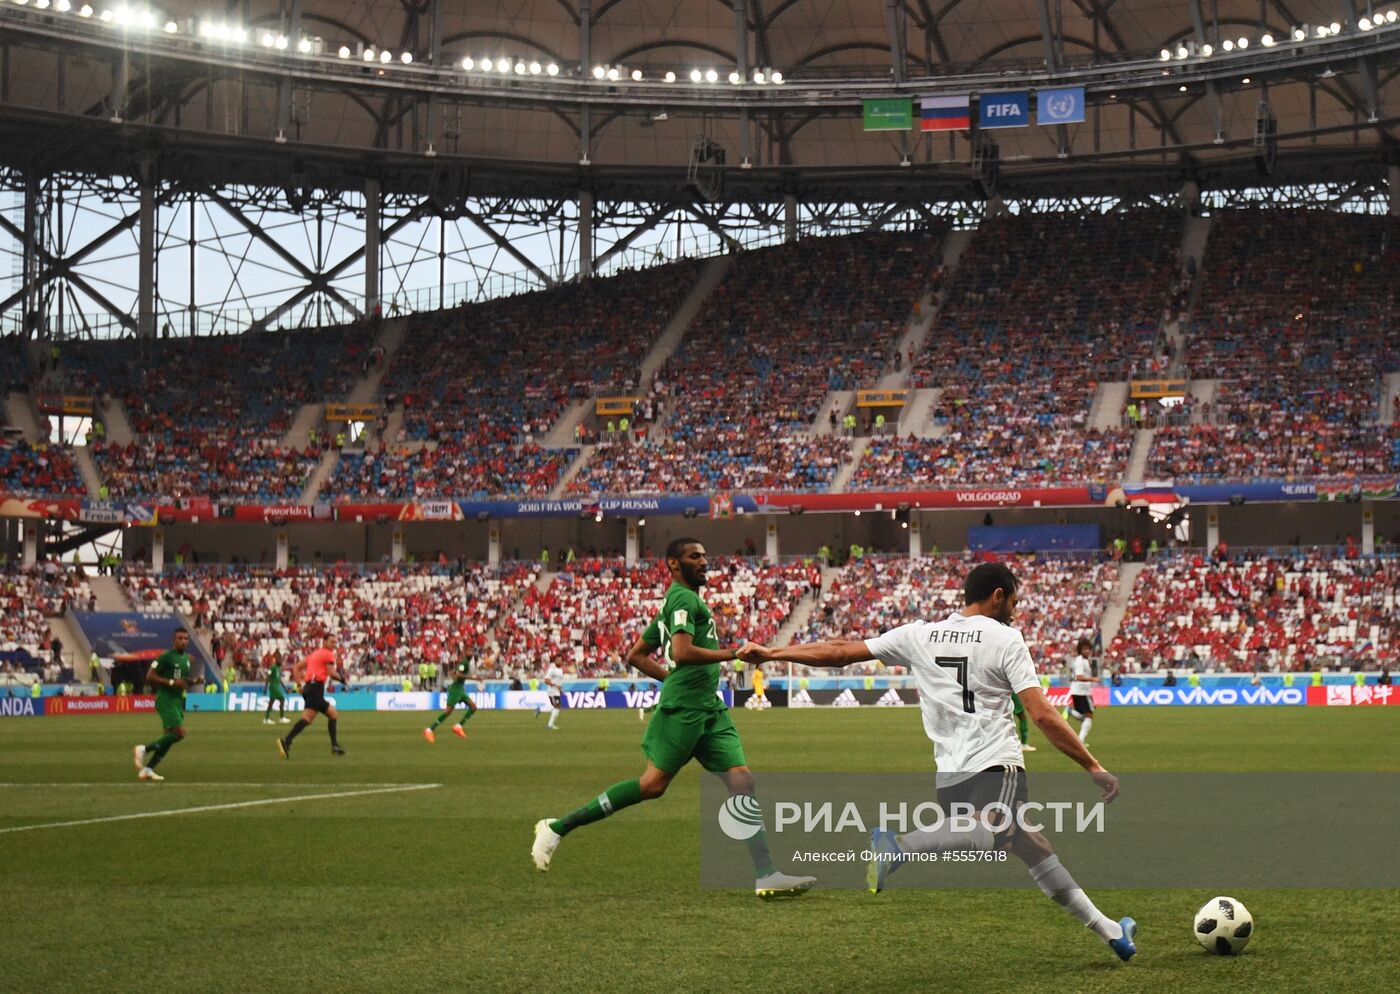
[1201,43,1213,56]
[546,62,559,75]
[1328,22,1341,34]
[1237,36,1248,48]
[689,68,702,82]
[34,0,50,10]
[592,64,606,79]
[1390,11,1399,24]
[1222,39,1234,51]
[56,0,70,10]
[529,61,541,74]
[259,32,274,47]
[664,70,676,82]
[363,47,376,62]
[478,55,491,70]
[380,49,392,63]
[113,3,131,23]
[753,69,766,82]
[1176,45,1188,58]
[1179,84,1188,91]
[139,9,155,29]
[728,71,741,83]
[164,19,178,32]
[704,68,718,82]
[1159,48,1171,60]
[1241,76,1251,83]
[340,45,352,59]
[1261,33,1275,45]
[1360,16,1373,30]
[78,3,91,15]
[13,0,29,6]
[460,56,474,69]
[99,9,113,22]
[514,60,526,74]
[495,57,510,72]
[771,70,783,83]
[402,52,414,64]
[298,38,312,54]
[1292,27,1305,40]
[233,27,247,43]
[631,68,642,80]
[606,66,619,80]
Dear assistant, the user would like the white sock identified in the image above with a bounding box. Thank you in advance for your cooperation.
[1028,854,1121,942]
[547,710,558,728]
[896,820,994,856]
[1066,708,1083,721]
[1078,717,1093,742]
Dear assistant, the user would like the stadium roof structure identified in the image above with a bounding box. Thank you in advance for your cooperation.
[3,1,1400,339]
[3,0,1400,199]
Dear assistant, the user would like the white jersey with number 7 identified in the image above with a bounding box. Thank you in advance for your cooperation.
[865,612,1041,788]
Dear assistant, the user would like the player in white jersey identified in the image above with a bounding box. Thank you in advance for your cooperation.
[737,562,1137,962]
[536,663,563,730]
[1064,637,1099,743]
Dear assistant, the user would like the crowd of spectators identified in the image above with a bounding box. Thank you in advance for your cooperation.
[567,431,852,495]
[568,232,936,495]
[493,557,819,677]
[0,563,92,672]
[0,439,86,497]
[1160,210,1400,480]
[804,554,1116,672]
[902,211,1184,487]
[120,562,541,680]
[321,438,566,501]
[1108,551,1400,670]
[66,325,372,501]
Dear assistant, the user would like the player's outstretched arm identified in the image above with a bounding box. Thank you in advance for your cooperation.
[737,639,876,668]
[624,635,669,682]
[1018,686,1119,802]
[667,632,738,667]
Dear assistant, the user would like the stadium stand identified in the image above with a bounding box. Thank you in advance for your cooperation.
[0,438,86,496]
[67,326,371,501]
[1152,209,1400,481]
[119,562,540,679]
[805,554,1117,672]
[568,231,938,495]
[0,564,91,676]
[869,211,1185,489]
[1109,551,1400,670]
[493,557,819,676]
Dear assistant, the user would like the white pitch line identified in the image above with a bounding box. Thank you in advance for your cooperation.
[0,782,436,788]
[0,783,442,835]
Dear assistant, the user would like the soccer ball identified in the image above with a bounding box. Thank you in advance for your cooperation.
[1193,896,1254,955]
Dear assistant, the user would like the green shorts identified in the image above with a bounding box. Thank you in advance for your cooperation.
[268,688,287,703]
[155,697,184,729]
[447,687,473,707]
[641,706,747,774]
[1012,693,1025,717]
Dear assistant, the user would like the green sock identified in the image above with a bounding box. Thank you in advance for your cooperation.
[1017,713,1029,745]
[550,779,645,836]
[459,704,475,723]
[745,825,777,877]
[145,733,180,769]
[430,711,452,730]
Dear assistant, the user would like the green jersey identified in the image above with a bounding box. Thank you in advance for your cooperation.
[267,665,284,689]
[642,582,724,711]
[151,649,191,704]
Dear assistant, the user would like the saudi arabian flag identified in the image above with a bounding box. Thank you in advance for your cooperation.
[863,98,913,131]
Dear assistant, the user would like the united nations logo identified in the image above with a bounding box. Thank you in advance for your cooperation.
[1044,93,1077,121]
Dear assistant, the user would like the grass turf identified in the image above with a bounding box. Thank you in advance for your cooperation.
[2,706,1397,994]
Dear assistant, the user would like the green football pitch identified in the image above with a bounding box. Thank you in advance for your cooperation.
[3,707,1397,994]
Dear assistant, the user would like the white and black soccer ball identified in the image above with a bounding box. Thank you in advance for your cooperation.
[1193,896,1254,955]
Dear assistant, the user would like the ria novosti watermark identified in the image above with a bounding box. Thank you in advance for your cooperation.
[699,772,1400,890]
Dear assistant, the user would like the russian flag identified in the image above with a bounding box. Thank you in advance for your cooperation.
[920,95,970,132]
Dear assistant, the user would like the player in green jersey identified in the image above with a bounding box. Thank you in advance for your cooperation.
[1013,692,1036,751]
[424,659,477,743]
[132,629,192,781]
[531,538,816,899]
[264,652,290,725]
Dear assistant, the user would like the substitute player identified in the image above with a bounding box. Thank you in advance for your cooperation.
[1064,637,1098,743]
[737,563,1137,961]
[264,652,290,725]
[425,659,477,742]
[531,538,816,899]
[132,628,193,781]
[277,634,350,758]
